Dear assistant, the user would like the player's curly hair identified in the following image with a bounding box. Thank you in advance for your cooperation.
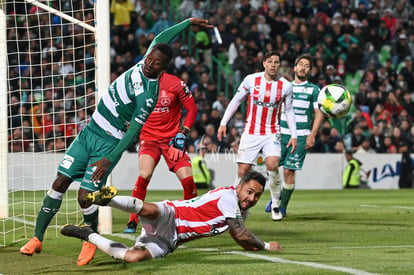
[294,53,313,70]
[152,43,174,63]
[240,171,266,188]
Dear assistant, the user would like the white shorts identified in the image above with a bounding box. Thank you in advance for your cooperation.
[237,134,281,165]
[131,202,177,259]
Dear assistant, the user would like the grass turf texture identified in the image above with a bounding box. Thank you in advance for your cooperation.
[2,189,414,274]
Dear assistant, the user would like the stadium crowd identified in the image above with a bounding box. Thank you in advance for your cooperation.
[7,0,414,156]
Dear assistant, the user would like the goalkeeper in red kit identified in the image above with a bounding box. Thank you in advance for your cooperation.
[124,72,198,233]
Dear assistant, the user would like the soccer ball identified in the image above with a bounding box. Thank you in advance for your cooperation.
[317,84,352,119]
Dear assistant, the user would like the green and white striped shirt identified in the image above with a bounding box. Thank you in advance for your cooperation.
[280,81,319,137]
[87,19,192,163]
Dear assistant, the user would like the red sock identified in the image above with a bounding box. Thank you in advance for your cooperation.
[181,176,197,200]
[128,176,150,223]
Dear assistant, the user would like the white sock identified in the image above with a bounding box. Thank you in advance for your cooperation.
[88,233,128,260]
[268,170,281,208]
[108,196,143,214]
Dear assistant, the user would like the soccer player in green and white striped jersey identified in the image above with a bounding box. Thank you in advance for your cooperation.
[266,54,324,220]
[20,17,212,265]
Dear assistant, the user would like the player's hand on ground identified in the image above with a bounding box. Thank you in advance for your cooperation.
[217,125,227,142]
[268,241,282,251]
[90,157,111,183]
[168,133,186,161]
[287,138,297,153]
[189,17,214,29]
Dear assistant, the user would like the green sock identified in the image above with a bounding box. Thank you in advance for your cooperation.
[34,195,62,241]
[83,209,99,232]
[279,188,294,210]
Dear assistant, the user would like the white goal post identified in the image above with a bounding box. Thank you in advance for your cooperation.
[0,0,111,246]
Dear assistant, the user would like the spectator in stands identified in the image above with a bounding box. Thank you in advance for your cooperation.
[333,139,345,154]
[384,92,404,121]
[356,137,376,154]
[110,0,134,35]
[383,135,397,153]
[149,12,174,35]
[369,125,386,153]
[350,124,365,152]
[313,127,333,153]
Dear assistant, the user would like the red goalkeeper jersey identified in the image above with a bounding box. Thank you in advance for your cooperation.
[140,73,197,142]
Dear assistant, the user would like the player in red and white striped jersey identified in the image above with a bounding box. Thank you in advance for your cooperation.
[60,171,282,262]
[218,51,297,221]
[124,72,198,233]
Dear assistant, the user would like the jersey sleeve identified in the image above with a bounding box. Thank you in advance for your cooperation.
[179,82,197,130]
[220,75,251,126]
[283,81,297,138]
[217,191,243,219]
[312,85,320,110]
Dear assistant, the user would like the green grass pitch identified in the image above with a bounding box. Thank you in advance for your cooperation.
[1,189,414,274]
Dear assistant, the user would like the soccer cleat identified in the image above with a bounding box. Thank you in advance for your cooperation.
[265,199,272,213]
[271,207,283,221]
[60,224,95,241]
[77,241,97,266]
[20,237,42,256]
[84,186,118,206]
[123,220,137,234]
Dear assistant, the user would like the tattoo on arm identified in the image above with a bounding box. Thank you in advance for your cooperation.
[227,218,265,250]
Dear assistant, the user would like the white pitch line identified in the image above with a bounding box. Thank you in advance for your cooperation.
[224,251,381,275]
[112,234,380,275]
[360,204,414,210]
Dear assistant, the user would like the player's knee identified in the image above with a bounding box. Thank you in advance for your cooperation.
[124,249,152,263]
[51,174,73,193]
[139,170,153,180]
[77,189,91,208]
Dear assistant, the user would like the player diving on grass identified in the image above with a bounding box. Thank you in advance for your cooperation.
[60,171,282,263]
[20,17,213,266]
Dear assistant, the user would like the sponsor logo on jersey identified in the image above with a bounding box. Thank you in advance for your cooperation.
[60,154,74,169]
[297,94,308,99]
[109,86,119,107]
[253,99,277,108]
[160,97,171,106]
[133,81,144,96]
[146,98,154,107]
[135,117,145,125]
[153,106,169,112]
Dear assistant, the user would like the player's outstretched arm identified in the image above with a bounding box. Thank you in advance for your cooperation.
[227,218,282,251]
[188,17,214,29]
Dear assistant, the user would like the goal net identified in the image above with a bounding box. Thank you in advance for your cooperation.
[0,0,110,247]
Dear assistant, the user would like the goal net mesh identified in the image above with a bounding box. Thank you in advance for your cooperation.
[1,0,96,246]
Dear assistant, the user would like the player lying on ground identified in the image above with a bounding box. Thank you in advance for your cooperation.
[61,171,282,262]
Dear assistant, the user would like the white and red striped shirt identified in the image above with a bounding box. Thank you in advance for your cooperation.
[221,72,296,137]
[165,186,247,245]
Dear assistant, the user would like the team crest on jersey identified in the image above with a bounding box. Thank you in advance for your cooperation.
[60,154,74,169]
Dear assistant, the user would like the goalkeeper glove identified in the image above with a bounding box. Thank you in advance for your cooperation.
[168,132,186,161]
